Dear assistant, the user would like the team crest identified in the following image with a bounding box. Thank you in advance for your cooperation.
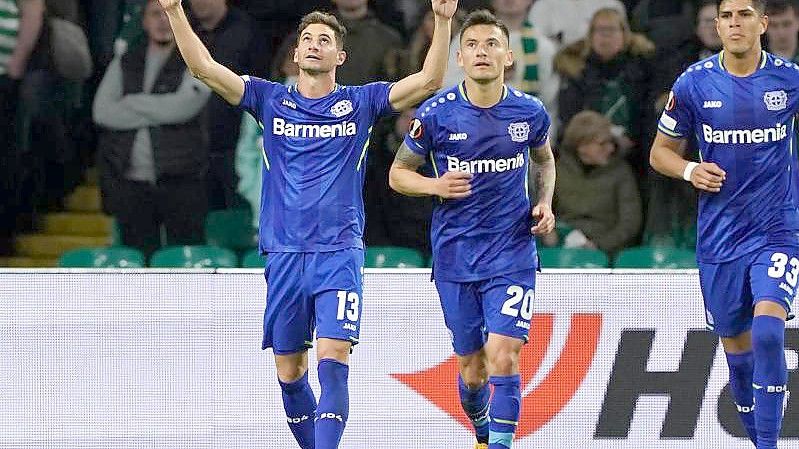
[508,122,530,143]
[409,118,424,139]
[331,100,353,117]
[764,90,788,111]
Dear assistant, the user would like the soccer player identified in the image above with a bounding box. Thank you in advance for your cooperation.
[157,1,458,448]
[650,1,797,448]
[388,10,556,449]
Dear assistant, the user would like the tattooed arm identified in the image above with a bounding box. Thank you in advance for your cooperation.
[388,142,473,199]
[529,140,556,235]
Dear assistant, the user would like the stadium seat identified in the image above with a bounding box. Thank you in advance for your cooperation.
[149,245,238,268]
[537,247,609,268]
[614,246,697,269]
[58,246,145,268]
[241,248,266,268]
[204,209,258,251]
[365,246,425,268]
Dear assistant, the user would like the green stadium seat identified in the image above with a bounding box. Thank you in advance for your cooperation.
[241,248,266,268]
[537,247,609,268]
[614,246,697,268]
[365,246,425,268]
[58,246,145,268]
[204,209,258,251]
[150,245,238,268]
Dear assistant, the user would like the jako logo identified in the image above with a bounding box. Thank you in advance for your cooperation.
[703,100,722,109]
[449,133,468,141]
[702,123,787,144]
[273,117,357,138]
[392,314,602,440]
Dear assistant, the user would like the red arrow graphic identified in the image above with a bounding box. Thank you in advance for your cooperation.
[391,313,603,439]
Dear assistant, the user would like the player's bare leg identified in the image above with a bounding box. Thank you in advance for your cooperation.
[457,348,490,448]
[315,338,352,449]
[275,351,315,449]
[484,334,525,449]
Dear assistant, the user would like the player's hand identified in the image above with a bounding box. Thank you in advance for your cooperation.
[434,170,472,199]
[531,203,555,236]
[431,0,459,20]
[690,162,726,193]
[158,0,182,11]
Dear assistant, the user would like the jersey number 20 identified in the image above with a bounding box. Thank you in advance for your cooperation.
[501,286,534,320]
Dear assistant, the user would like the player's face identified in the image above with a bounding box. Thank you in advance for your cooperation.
[576,133,615,167]
[696,5,722,49]
[457,25,513,83]
[491,0,533,17]
[142,1,174,45]
[294,24,346,75]
[716,0,767,56]
[766,9,799,52]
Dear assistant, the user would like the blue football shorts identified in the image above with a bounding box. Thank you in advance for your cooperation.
[262,249,364,354]
[698,245,798,337]
[434,268,536,356]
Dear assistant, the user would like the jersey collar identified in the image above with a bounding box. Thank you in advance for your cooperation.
[457,81,509,107]
[718,50,767,73]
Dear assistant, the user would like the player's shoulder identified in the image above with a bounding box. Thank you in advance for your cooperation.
[674,53,722,86]
[761,51,799,78]
[242,75,286,95]
[505,86,547,113]
[416,85,460,120]
[338,81,392,96]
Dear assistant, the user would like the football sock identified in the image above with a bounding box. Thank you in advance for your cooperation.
[315,359,349,449]
[279,371,317,449]
[488,374,521,449]
[752,315,787,449]
[725,350,757,444]
[459,374,491,443]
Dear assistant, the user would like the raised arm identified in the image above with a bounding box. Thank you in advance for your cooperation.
[159,0,244,105]
[529,141,556,235]
[388,142,472,199]
[650,131,725,193]
[388,0,458,111]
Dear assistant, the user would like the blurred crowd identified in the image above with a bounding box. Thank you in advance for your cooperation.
[2,0,799,262]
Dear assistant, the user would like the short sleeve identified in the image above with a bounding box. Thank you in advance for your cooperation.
[403,109,435,157]
[360,81,395,118]
[238,75,278,120]
[658,75,693,139]
[529,106,552,149]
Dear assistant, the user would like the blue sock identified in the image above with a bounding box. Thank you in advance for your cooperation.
[725,351,757,444]
[458,375,490,443]
[315,359,349,449]
[279,372,317,449]
[488,375,521,449]
[752,315,788,449]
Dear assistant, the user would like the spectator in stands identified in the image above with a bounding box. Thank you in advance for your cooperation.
[189,0,259,210]
[364,107,432,257]
[93,0,211,257]
[555,7,655,172]
[527,0,627,48]
[0,0,44,254]
[766,0,799,62]
[441,0,559,126]
[333,0,403,85]
[391,9,463,80]
[629,0,695,53]
[546,110,641,255]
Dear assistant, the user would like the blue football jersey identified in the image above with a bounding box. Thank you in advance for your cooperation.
[658,51,799,263]
[239,77,393,252]
[404,83,551,282]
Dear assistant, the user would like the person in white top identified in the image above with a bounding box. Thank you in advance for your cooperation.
[527,0,627,48]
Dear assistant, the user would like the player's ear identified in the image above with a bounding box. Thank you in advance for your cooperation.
[505,48,514,68]
[456,49,464,68]
[760,14,768,35]
[337,50,347,66]
[293,47,299,64]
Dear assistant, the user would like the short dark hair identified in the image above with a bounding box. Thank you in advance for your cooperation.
[459,9,510,45]
[297,11,347,49]
[766,0,799,16]
[718,0,767,15]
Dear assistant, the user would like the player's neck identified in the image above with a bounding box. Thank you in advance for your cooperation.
[463,77,505,108]
[296,71,337,99]
[722,45,763,77]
